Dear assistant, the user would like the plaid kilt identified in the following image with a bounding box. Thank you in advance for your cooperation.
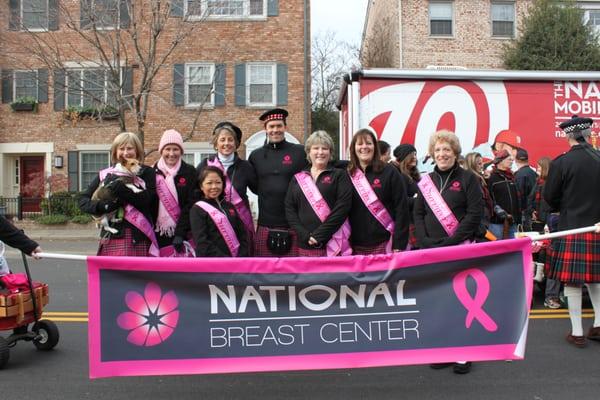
[297,247,327,257]
[97,228,151,257]
[546,232,600,284]
[254,225,299,257]
[352,241,389,256]
[408,223,418,249]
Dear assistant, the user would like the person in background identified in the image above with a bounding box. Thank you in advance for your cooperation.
[465,152,494,240]
[79,132,158,256]
[378,140,391,163]
[285,131,352,257]
[153,129,197,256]
[392,143,420,249]
[248,108,307,257]
[514,148,537,231]
[544,115,600,347]
[487,149,520,240]
[0,215,42,265]
[197,122,256,254]
[190,166,248,257]
[492,129,522,160]
[347,129,409,255]
[414,130,483,374]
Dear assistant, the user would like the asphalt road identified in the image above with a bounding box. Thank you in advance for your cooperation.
[1,240,599,400]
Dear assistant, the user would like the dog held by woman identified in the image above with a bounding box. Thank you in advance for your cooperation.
[91,158,143,234]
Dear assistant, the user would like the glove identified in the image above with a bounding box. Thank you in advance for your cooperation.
[494,205,508,221]
[172,236,184,253]
[97,200,120,214]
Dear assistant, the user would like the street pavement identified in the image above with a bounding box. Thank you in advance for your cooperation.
[1,239,599,400]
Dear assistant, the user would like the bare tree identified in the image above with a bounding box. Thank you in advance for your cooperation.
[360,14,397,68]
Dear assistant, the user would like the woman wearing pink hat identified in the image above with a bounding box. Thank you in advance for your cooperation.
[153,129,198,256]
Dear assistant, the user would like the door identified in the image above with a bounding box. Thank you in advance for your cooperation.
[20,156,45,212]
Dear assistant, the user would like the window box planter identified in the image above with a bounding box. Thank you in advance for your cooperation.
[10,97,38,112]
[63,105,119,124]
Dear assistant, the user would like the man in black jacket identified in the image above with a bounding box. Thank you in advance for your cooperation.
[544,115,600,348]
[249,109,308,256]
[514,148,537,231]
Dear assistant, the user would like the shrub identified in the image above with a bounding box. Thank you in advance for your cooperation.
[36,214,70,225]
[41,191,81,216]
[70,214,93,224]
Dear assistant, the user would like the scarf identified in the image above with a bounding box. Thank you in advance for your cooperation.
[155,157,181,237]
[493,166,515,181]
[218,153,235,171]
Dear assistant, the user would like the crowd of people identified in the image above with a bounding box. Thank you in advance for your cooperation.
[73,108,600,373]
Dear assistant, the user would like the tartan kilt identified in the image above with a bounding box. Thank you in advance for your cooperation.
[352,241,389,256]
[297,247,327,257]
[97,228,151,257]
[546,232,600,284]
[254,225,299,257]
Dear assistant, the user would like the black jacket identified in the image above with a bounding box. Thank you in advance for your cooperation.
[153,161,198,247]
[197,154,257,204]
[544,144,600,230]
[0,216,38,255]
[249,140,308,227]
[414,163,483,248]
[400,173,419,222]
[285,166,352,249]
[487,168,521,224]
[348,164,409,250]
[514,165,537,213]
[79,165,158,242]
[189,198,248,257]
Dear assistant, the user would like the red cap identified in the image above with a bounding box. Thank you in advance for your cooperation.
[493,129,522,150]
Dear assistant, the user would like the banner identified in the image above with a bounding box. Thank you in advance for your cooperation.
[88,238,533,379]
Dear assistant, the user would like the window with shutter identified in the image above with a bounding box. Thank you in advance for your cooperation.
[82,0,126,29]
[21,0,50,30]
[80,152,110,190]
[65,68,122,107]
[14,70,39,100]
[246,63,275,107]
[185,63,216,107]
[186,0,266,19]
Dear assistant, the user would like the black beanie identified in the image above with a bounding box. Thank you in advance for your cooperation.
[393,143,417,162]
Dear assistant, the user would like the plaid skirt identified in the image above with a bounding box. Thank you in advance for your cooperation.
[97,228,151,257]
[352,241,389,256]
[297,247,327,257]
[546,232,600,284]
[254,225,299,257]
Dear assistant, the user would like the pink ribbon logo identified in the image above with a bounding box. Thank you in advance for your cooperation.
[452,268,498,332]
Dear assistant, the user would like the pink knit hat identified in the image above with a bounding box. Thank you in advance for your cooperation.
[159,129,184,154]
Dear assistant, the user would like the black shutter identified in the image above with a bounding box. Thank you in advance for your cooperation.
[119,0,130,29]
[276,63,288,106]
[9,0,20,31]
[121,66,133,108]
[68,151,79,192]
[38,69,49,103]
[267,0,279,17]
[170,0,184,17]
[173,64,185,106]
[2,70,13,103]
[214,64,226,107]
[80,0,91,29]
[234,63,246,106]
[48,0,59,30]
[53,69,65,111]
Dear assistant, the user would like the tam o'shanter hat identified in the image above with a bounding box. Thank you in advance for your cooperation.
[213,121,243,144]
[559,115,593,134]
[259,108,289,124]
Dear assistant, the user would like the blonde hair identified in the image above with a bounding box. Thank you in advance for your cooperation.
[305,130,335,161]
[428,130,462,157]
[111,132,144,163]
[212,126,240,149]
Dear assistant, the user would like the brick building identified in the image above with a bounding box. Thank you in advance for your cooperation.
[0,0,310,211]
[361,0,600,69]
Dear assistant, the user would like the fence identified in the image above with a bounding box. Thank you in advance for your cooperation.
[0,195,81,220]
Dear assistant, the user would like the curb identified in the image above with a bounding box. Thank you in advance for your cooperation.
[11,221,100,241]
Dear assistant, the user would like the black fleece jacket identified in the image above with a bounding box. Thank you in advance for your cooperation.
[0,215,39,255]
[249,140,308,227]
[348,164,409,250]
[414,163,483,248]
[197,153,257,204]
[487,168,521,224]
[285,166,352,249]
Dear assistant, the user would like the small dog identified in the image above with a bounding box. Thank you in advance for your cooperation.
[92,158,143,234]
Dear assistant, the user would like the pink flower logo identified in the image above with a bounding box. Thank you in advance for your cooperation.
[116,282,179,347]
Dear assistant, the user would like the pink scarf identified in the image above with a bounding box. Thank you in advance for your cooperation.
[155,157,181,236]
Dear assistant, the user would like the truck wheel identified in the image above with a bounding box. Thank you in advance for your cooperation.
[32,320,59,351]
[0,337,9,369]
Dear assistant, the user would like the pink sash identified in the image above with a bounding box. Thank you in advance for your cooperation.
[99,167,159,257]
[349,169,394,253]
[417,174,460,237]
[294,172,352,256]
[196,201,241,257]
[207,158,255,239]
[155,174,181,224]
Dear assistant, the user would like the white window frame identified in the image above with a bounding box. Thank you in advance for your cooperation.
[12,69,39,101]
[64,67,121,108]
[583,7,600,34]
[246,62,276,108]
[185,0,267,21]
[21,0,50,31]
[182,144,216,167]
[491,1,515,38]
[87,0,121,30]
[79,151,110,191]
[185,63,216,108]
[429,1,454,37]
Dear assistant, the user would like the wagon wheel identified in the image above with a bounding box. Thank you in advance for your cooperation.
[32,320,59,351]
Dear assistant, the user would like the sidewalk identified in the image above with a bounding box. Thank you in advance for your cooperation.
[12,220,100,241]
